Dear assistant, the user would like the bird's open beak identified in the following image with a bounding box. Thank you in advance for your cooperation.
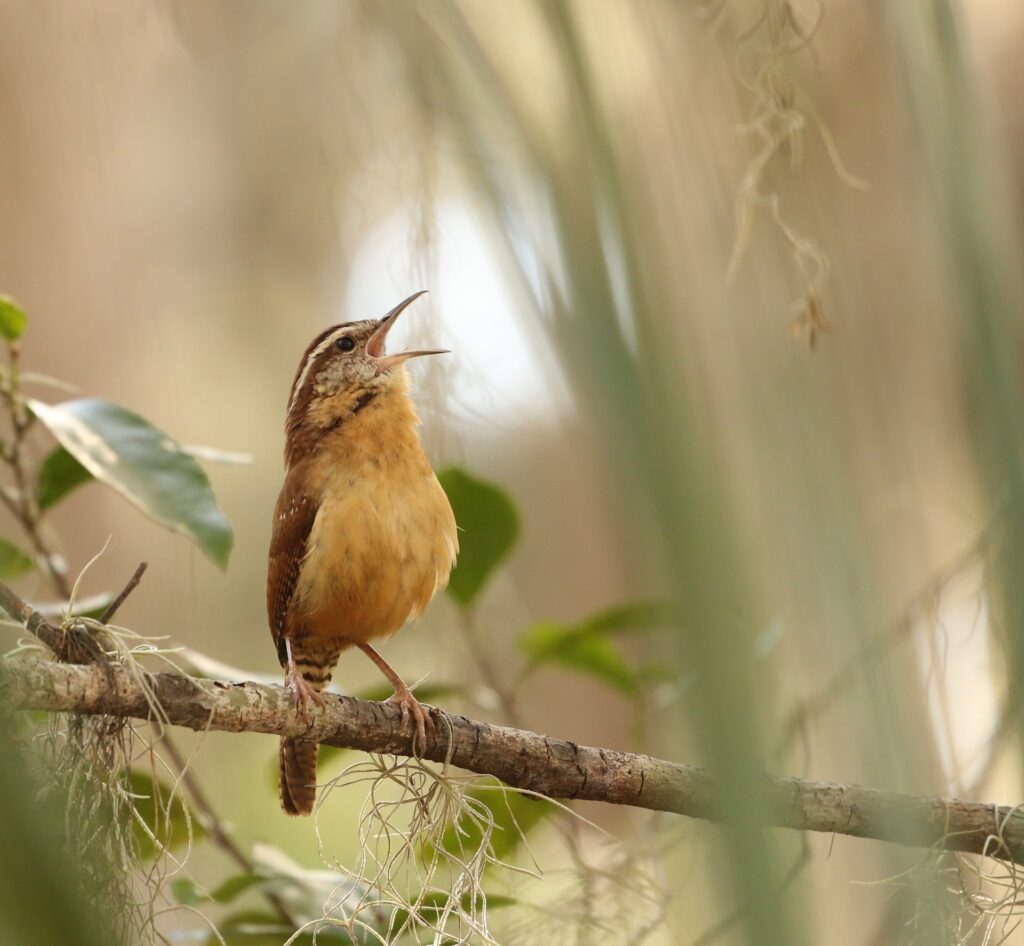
[366,290,448,373]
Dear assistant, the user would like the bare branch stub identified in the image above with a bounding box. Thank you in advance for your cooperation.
[99,562,149,624]
[3,654,1024,866]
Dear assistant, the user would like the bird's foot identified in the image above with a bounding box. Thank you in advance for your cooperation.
[286,666,325,724]
[386,684,434,753]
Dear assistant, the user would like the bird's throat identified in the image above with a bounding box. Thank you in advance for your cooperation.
[285,381,420,469]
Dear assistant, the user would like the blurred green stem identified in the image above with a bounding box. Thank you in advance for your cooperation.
[0,342,70,597]
[884,0,1024,747]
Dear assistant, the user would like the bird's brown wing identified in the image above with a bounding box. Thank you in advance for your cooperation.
[267,464,318,666]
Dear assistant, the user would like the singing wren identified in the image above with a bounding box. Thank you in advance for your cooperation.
[267,290,458,816]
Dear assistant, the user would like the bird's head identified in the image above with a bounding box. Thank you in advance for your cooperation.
[285,290,446,434]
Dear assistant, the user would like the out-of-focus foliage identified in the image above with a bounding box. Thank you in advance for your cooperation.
[172,873,264,907]
[0,722,113,946]
[438,466,519,606]
[519,601,666,694]
[0,535,33,578]
[0,295,27,341]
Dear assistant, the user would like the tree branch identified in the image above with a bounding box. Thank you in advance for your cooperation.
[2,654,1022,864]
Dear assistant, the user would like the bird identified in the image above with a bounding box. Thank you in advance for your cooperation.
[266,290,458,816]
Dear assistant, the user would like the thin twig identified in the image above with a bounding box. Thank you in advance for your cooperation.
[100,562,149,624]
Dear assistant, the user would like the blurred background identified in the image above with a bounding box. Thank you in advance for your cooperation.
[3,0,1024,943]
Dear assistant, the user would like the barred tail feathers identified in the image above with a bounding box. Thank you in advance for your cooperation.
[279,647,339,816]
[279,736,318,816]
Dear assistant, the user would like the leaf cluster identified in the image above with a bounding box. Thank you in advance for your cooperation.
[0,295,235,574]
[438,466,668,698]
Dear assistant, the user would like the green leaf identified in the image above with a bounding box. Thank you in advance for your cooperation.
[518,601,668,695]
[435,783,548,863]
[128,770,206,860]
[0,537,33,579]
[173,873,263,906]
[437,467,519,606]
[520,622,637,693]
[570,600,670,636]
[0,295,27,341]
[35,447,92,512]
[211,873,264,903]
[33,442,226,516]
[29,398,234,568]
[170,878,206,906]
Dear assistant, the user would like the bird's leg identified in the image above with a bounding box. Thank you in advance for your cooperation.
[284,637,325,724]
[357,642,434,752]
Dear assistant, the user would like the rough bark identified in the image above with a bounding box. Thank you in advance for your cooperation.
[2,654,1022,864]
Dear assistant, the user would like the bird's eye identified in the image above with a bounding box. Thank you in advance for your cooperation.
[335,336,356,353]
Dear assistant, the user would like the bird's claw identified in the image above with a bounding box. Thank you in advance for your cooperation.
[386,685,434,754]
[286,667,325,724]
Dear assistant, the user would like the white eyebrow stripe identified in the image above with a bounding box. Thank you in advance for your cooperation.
[287,326,351,416]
